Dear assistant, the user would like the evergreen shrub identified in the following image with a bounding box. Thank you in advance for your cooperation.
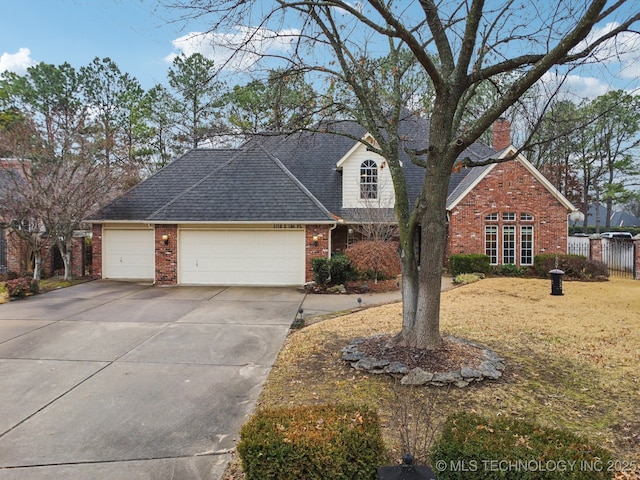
[449,254,491,276]
[534,254,609,281]
[237,403,386,480]
[431,412,613,480]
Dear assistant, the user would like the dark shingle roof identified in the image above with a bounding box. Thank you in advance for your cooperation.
[89,144,334,223]
[90,115,500,223]
[245,117,497,217]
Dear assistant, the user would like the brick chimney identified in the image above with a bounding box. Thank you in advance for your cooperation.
[492,118,511,151]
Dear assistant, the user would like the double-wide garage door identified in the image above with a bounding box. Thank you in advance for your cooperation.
[179,229,305,285]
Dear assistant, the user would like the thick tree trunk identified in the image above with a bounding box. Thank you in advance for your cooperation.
[393,158,450,350]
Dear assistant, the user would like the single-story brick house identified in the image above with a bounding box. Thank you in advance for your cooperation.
[87,118,576,286]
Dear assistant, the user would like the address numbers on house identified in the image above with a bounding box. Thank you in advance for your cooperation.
[273,224,304,230]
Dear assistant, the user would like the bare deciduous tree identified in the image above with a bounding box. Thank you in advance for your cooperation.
[166,1,640,349]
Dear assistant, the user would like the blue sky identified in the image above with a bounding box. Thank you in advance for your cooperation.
[0,0,188,89]
[1,0,638,97]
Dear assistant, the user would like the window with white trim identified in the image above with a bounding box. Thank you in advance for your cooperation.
[520,225,534,265]
[485,225,498,264]
[484,211,536,266]
[360,159,378,199]
[503,225,516,264]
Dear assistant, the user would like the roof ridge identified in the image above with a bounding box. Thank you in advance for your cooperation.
[255,143,335,220]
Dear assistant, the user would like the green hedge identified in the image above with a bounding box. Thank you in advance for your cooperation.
[237,403,386,480]
[449,254,491,276]
[534,254,609,281]
[311,253,354,286]
[430,412,613,480]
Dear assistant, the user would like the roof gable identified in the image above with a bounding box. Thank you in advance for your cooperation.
[447,146,575,211]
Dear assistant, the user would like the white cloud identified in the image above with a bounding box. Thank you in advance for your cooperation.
[575,22,640,79]
[166,26,300,72]
[539,71,611,102]
[0,48,36,75]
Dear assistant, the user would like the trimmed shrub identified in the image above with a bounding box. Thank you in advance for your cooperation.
[330,252,354,285]
[453,273,482,285]
[431,412,613,480]
[311,257,332,286]
[345,240,401,281]
[493,263,525,277]
[237,403,386,480]
[534,254,609,281]
[5,277,39,298]
[449,254,491,276]
[311,254,354,287]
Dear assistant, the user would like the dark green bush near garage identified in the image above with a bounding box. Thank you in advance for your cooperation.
[237,403,386,480]
[311,253,354,286]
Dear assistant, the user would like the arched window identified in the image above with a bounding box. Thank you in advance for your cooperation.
[360,160,378,199]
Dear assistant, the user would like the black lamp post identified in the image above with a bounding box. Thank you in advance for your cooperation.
[377,454,437,480]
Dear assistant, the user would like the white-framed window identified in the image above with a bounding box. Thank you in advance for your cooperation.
[485,225,498,264]
[503,225,516,264]
[520,225,534,265]
[360,160,378,199]
[484,212,535,266]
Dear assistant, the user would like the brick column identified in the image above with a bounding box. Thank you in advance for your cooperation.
[91,224,103,279]
[155,225,178,285]
[589,237,602,263]
[305,225,331,282]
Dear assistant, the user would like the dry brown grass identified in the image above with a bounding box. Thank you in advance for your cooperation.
[226,277,640,478]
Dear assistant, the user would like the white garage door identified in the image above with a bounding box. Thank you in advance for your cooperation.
[179,229,305,285]
[103,229,155,280]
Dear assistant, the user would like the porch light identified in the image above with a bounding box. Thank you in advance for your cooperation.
[312,233,319,246]
[162,234,170,245]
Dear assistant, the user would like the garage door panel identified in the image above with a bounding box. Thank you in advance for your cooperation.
[104,229,155,280]
[180,230,304,285]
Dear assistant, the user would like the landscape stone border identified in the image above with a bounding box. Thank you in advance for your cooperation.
[342,335,505,388]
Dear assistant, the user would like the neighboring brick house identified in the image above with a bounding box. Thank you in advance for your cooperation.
[87,117,577,286]
[0,158,88,278]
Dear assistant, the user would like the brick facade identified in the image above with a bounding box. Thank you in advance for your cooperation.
[305,225,332,282]
[91,224,103,279]
[448,160,569,265]
[2,229,87,278]
[589,237,603,263]
[155,224,178,285]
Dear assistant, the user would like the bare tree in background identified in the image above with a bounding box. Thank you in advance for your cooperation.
[166,0,640,350]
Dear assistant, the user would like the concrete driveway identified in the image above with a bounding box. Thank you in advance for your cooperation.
[0,280,307,480]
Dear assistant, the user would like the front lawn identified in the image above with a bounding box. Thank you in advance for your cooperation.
[227,277,640,478]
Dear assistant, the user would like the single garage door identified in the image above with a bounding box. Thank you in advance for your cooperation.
[179,229,305,285]
[103,228,155,280]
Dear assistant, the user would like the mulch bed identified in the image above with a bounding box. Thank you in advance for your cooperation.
[356,334,484,372]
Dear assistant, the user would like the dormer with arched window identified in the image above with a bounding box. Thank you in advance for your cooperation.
[360,159,378,199]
